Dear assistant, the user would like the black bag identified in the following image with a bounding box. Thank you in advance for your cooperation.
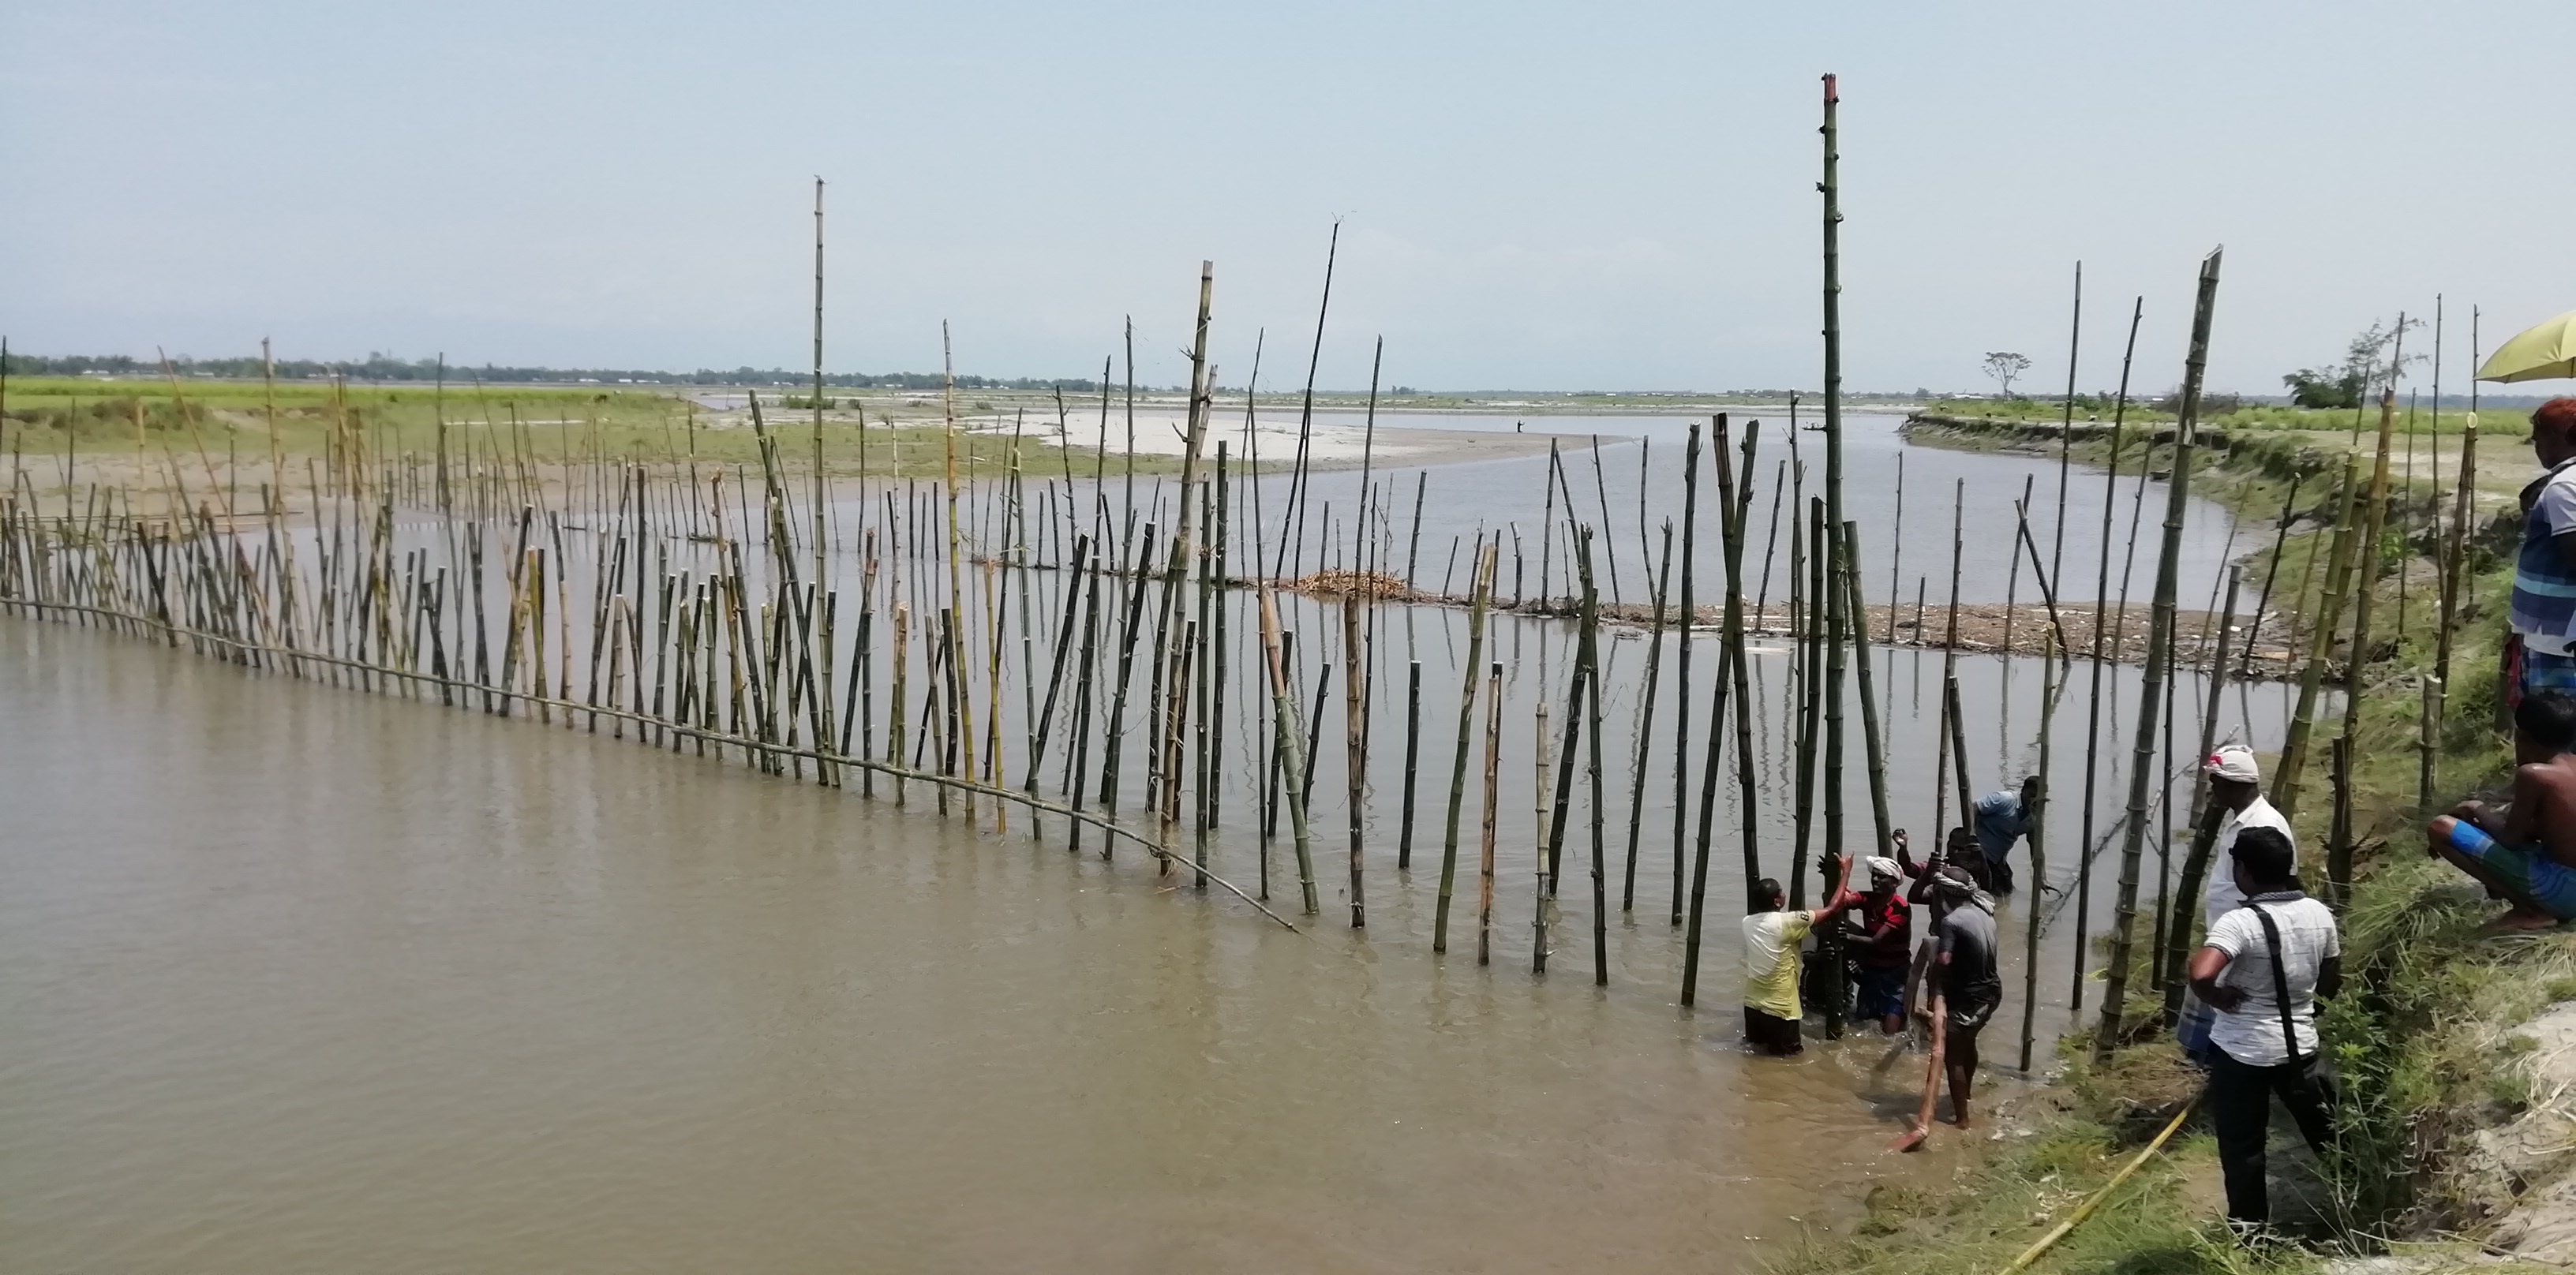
[2248,903,2339,1101]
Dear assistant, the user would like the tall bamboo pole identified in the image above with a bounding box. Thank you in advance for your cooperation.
[1434,540,1498,952]
[1669,422,1702,924]
[2428,413,2479,805]
[2095,247,2221,1065]
[2021,632,2056,1071]
[2070,297,2143,1014]
[2329,365,2406,907]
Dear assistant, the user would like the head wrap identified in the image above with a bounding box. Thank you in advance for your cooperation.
[2204,744,2260,783]
[1932,866,1995,914]
[1864,856,1902,883]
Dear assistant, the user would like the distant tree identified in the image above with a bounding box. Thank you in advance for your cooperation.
[2280,318,2424,409]
[1982,351,2033,397]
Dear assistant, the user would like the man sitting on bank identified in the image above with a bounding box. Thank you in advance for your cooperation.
[1741,874,1865,1056]
[2428,690,2576,929]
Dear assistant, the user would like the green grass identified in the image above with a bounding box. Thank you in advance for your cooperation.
[0,377,1204,481]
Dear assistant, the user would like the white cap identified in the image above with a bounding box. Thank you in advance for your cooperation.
[2204,744,2260,783]
[1864,855,1902,881]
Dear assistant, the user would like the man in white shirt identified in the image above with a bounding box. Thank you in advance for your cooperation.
[2177,746,2296,1064]
[2205,745,2295,925]
[2187,825,2342,1232]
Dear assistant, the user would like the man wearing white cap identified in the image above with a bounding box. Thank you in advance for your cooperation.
[2177,743,2295,1064]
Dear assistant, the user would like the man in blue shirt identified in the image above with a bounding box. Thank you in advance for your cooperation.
[1971,776,2040,894]
[2506,398,2576,705]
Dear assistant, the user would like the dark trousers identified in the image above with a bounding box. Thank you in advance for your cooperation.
[2209,1043,2335,1225]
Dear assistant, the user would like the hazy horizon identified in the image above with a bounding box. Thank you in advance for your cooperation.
[6,1,2570,400]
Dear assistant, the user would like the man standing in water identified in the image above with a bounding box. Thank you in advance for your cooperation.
[2428,690,2576,928]
[1741,874,1865,1056]
[1971,776,2041,893]
[1926,868,2003,1127]
[2179,745,2297,1062]
[2503,398,2576,706]
[1847,857,1913,1035]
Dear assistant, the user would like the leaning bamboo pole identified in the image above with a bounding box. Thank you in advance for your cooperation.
[2095,247,2221,1065]
[2271,454,2364,818]
[2328,378,2403,908]
[1256,588,1320,915]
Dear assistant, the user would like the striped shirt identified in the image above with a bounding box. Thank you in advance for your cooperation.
[2511,458,2576,656]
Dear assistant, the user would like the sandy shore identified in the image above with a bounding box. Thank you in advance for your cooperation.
[1009,409,1603,471]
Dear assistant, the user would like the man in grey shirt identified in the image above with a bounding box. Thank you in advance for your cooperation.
[1926,867,2004,1129]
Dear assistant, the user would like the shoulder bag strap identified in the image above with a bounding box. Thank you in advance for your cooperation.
[2249,903,2306,1065]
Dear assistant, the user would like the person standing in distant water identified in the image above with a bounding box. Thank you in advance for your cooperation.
[2179,744,2297,1063]
[1971,776,2041,894]
[1925,868,2004,1127]
[2503,398,2576,705]
[1741,874,1865,1056]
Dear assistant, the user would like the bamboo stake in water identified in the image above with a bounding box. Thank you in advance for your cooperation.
[1623,522,1675,910]
[1668,422,1702,923]
[1532,699,1552,975]
[2095,247,2221,1064]
[1573,525,1608,984]
[1435,540,1498,953]
[2020,632,2056,1073]
[1477,660,1503,966]
[1256,588,1320,915]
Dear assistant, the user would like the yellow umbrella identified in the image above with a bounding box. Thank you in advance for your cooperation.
[2479,310,2576,383]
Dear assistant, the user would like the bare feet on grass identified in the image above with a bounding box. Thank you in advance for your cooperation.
[2496,905,2562,931]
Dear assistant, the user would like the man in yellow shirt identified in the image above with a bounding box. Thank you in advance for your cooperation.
[1742,871,1865,1056]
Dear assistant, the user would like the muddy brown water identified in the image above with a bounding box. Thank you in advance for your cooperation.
[2,407,2300,1271]
[0,622,2062,1274]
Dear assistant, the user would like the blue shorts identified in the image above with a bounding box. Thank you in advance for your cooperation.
[2446,821,2576,920]
[1854,965,1905,1019]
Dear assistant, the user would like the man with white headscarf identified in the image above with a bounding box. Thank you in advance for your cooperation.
[2178,744,2295,1064]
[1844,854,1913,1034]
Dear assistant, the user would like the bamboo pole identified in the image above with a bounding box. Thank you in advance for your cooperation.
[1435,540,1497,953]
[2095,247,2221,1065]
[1669,422,1702,924]
[1477,660,1503,966]
[1398,660,1422,869]
[2329,373,2405,908]
[2271,454,2363,817]
[2020,633,2056,1072]
[2162,563,2243,1016]
[1573,526,1608,984]
[1256,589,1319,914]
[2427,414,2479,806]
[2069,299,2143,1015]
[1623,521,1676,910]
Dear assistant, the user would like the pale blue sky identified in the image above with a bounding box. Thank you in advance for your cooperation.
[4,0,2569,394]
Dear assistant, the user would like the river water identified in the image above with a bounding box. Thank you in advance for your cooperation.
[3,420,2292,1273]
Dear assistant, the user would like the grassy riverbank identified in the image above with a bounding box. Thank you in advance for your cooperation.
[1775,417,2574,1273]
